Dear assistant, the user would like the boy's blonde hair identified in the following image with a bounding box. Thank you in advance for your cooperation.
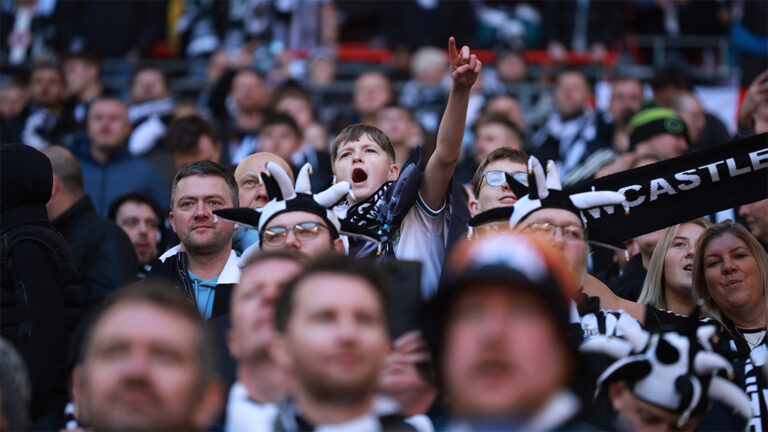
[330,124,396,167]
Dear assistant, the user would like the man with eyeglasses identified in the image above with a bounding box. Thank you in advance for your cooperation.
[509,156,627,286]
[261,212,344,257]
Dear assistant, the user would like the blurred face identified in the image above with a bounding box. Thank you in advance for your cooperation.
[262,211,340,258]
[443,284,570,417]
[116,202,160,266]
[230,258,302,360]
[170,135,221,170]
[235,153,293,209]
[276,273,390,402]
[309,57,336,86]
[739,199,768,244]
[64,59,97,97]
[130,70,168,104]
[260,124,301,162]
[609,79,643,120]
[519,209,588,283]
[663,223,705,299]
[635,133,688,160]
[555,72,589,119]
[0,85,28,118]
[378,107,411,145]
[496,54,526,82]
[354,73,391,116]
[486,96,525,131]
[334,134,399,202]
[610,382,701,432]
[170,175,234,256]
[87,100,132,151]
[77,302,206,431]
[276,97,313,130]
[30,68,66,108]
[703,233,763,320]
[472,159,526,216]
[474,123,522,163]
[231,71,267,112]
[676,96,706,146]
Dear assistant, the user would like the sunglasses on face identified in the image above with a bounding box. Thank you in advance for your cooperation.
[262,221,329,246]
[482,170,528,188]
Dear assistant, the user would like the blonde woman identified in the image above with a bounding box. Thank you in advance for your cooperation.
[637,218,711,327]
[693,221,768,429]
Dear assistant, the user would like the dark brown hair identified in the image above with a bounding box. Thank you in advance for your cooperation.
[330,124,396,165]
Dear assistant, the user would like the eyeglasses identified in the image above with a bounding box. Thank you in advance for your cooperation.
[262,222,329,246]
[482,170,528,188]
[523,222,584,241]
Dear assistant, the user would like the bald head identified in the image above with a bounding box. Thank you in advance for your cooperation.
[670,92,705,146]
[235,152,294,209]
[41,146,84,195]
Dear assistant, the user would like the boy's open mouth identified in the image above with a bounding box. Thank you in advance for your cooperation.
[352,168,368,183]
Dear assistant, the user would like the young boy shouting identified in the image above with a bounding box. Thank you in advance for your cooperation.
[332,37,481,297]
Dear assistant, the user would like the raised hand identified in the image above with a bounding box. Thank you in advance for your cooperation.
[739,69,768,128]
[448,36,482,90]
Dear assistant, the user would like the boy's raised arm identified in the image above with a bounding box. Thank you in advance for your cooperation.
[419,37,482,210]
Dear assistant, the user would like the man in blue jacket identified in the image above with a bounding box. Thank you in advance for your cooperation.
[69,96,169,215]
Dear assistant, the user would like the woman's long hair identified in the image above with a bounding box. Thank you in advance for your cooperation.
[638,218,711,310]
[692,221,768,329]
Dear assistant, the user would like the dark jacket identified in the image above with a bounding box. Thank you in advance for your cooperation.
[608,253,647,302]
[146,249,237,320]
[52,196,138,311]
[1,145,83,421]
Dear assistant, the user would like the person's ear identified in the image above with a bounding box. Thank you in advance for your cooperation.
[226,328,239,360]
[168,211,177,234]
[49,174,61,203]
[333,238,345,253]
[469,199,479,217]
[213,141,222,160]
[192,379,225,430]
[387,163,400,181]
[268,335,291,371]
[607,381,627,412]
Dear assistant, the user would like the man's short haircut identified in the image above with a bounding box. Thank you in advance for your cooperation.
[262,110,302,140]
[470,147,529,198]
[555,66,590,89]
[330,124,396,165]
[272,83,312,107]
[129,63,170,90]
[171,160,239,208]
[379,102,414,120]
[62,50,101,70]
[31,62,64,82]
[165,115,219,156]
[107,192,163,222]
[81,281,217,384]
[475,113,524,142]
[274,255,389,333]
[612,74,643,89]
[41,145,84,194]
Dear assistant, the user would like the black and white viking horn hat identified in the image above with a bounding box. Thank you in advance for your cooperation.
[580,311,752,427]
[509,156,628,228]
[214,162,350,237]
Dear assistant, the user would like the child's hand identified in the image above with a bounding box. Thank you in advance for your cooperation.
[449,36,481,90]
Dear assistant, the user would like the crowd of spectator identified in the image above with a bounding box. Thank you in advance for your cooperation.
[1,1,768,432]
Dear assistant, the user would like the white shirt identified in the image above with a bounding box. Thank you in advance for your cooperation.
[225,382,279,432]
[394,193,447,299]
